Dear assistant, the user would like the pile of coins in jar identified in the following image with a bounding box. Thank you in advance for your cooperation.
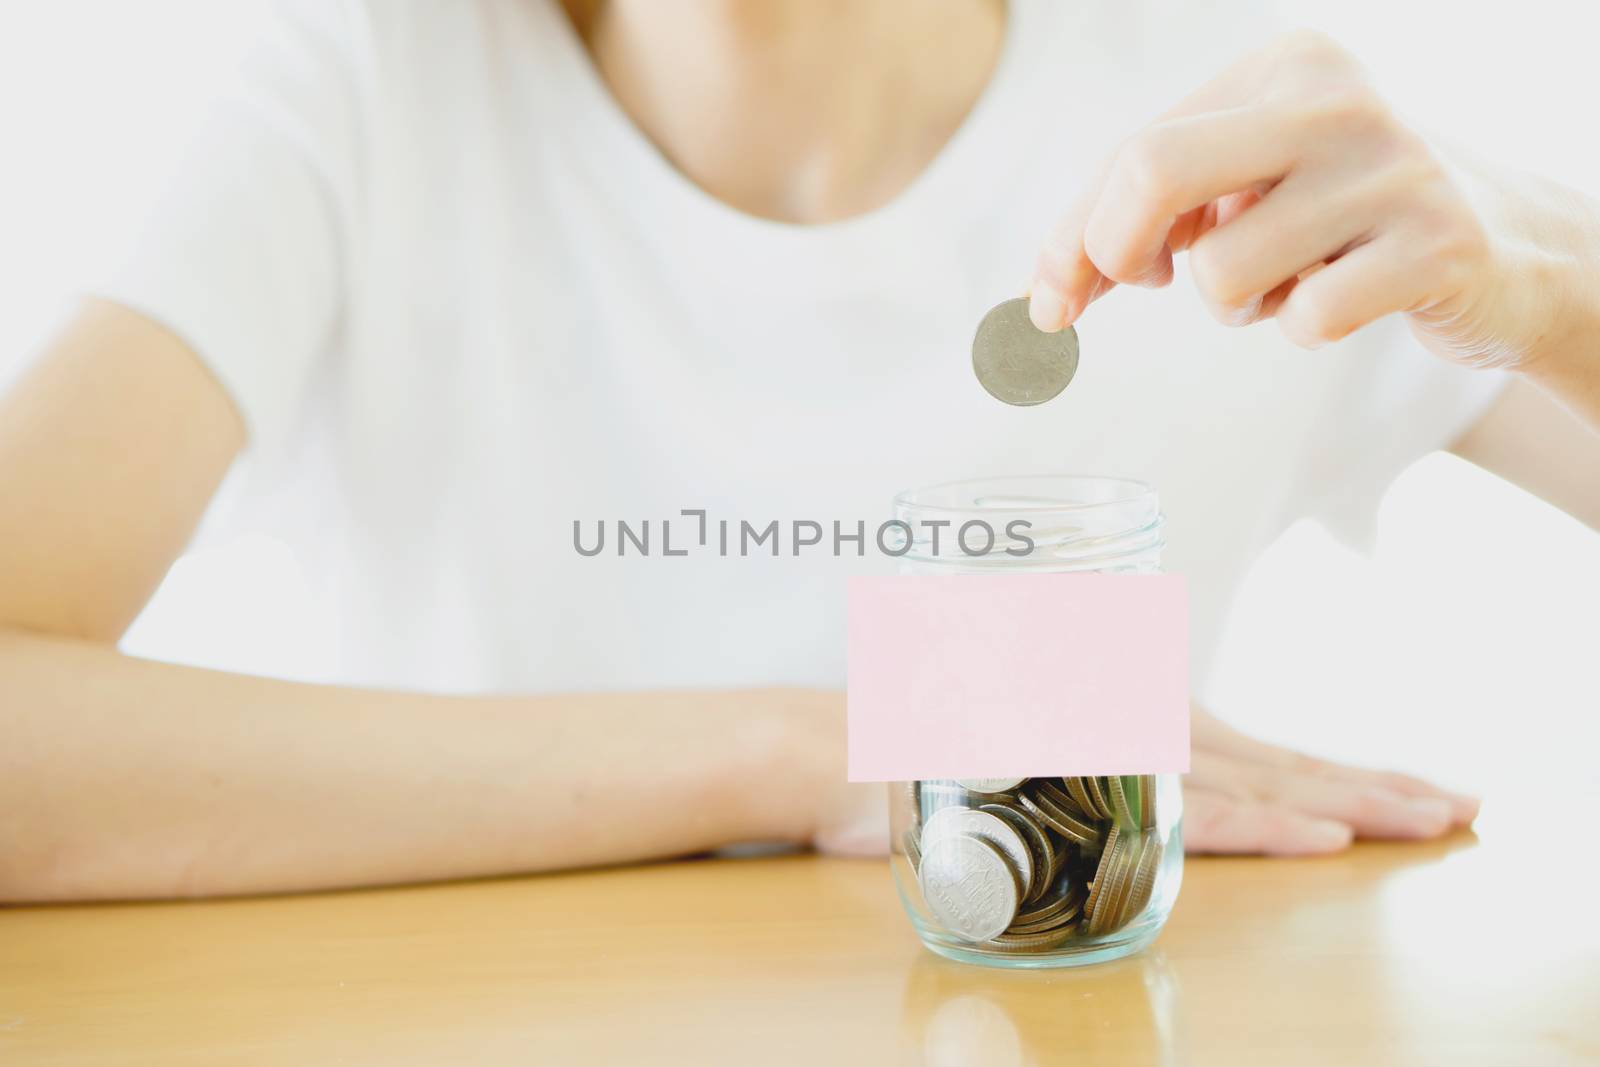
[903,776,1163,952]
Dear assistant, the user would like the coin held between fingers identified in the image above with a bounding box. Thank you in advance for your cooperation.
[972,296,1079,406]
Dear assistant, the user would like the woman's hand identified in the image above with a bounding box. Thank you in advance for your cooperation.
[1183,705,1477,855]
[798,694,1478,860]
[1028,30,1600,415]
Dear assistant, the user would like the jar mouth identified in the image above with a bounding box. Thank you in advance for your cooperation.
[893,475,1157,516]
[891,475,1163,569]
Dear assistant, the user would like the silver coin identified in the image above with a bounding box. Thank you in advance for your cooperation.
[980,802,1054,902]
[918,832,1020,943]
[971,297,1079,406]
[955,778,1027,793]
[920,807,1033,902]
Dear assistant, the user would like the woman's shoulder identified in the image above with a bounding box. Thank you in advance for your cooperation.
[247,0,582,113]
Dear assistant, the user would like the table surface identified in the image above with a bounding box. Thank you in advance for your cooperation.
[3,796,1597,1067]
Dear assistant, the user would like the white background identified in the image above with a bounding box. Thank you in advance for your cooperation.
[2,2,1596,798]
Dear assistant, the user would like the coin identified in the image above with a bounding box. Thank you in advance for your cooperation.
[956,778,1027,794]
[1007,878,1083,935]
[1006,900,1081,936]
[1083,824,1122,926]
[1108,775,1136,831]
[1064,776,1100,820]
[1118,833,1163,928]
[987,924,1078,953]
[1084,777,1114,821]
[919,832,1021,943]
[981,803,1054,902]
[922,807,1033,903]
[971,297,1080,406]
[1088,830,1142,937]
[1045,835,1068,884]
[1110,833,1148,934]
[906,775,1173,956]
[1033,779,1093,823]
[1019,787,1101,849]
[1012,872,1078,928]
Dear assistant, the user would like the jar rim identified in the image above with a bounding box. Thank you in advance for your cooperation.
[892,474,1157,516]
[890,475,1163,569]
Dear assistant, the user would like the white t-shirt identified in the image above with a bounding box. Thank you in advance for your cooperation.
[89,0,1503,696]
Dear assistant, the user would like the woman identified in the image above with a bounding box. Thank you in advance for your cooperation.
[1,0,1595,900]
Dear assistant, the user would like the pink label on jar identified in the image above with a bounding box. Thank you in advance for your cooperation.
[847,574,1189,781]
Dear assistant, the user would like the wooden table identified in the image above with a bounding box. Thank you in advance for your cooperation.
[3,796,1596,1066]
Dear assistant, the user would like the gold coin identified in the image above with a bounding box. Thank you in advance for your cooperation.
[1020,788,1101,849]
[1089,831,1143,937]
[1064,776,1098,819]
[1108,775,1137,831]
[1085,777,1114,821]
[1007,890,1083,935]
[1007,909,1081,937]
[1047,833,1070,882]
[1083,824,1122,924]
[1117,832,1163,929]
[1034,779,1090,821]
[1066,776,1115,821]
[1087,846,1130,936]
[1011,870,1079,927]
[986,923,1080,953]
[1139,775,1158,831]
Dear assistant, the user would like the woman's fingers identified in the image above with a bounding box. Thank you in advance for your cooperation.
[1184,747,1434,841]
[1029,30,1517,363]
[1183,789,1354,856]
[1304,762,1480,826]
[1030,198,1111,331]
[1030,155,1118,331]
[1081,107,1307,287]
[1255,773,1454,840]
[1273,231,1456,349]
[1031,106,1307,330]
[1186,170,1377,325]
[1188,707,1479,842]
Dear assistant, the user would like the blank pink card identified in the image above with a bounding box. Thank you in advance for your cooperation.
[846,574,1189,781]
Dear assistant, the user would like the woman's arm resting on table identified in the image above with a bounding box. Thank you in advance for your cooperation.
[0,301,847,901]
[0,628,836,901]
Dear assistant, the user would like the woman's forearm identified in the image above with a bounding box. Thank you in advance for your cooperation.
[1510,175,1600,430]
[0,627,821,901]
[1523,326,1600,431]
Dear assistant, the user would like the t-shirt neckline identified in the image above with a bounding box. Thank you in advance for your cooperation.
[540,0,1040,286]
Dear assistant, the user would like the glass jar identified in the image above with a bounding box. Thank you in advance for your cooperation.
[887,475,1183,968]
